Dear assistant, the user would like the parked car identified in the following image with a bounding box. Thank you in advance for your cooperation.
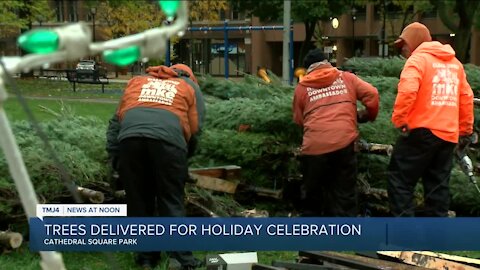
[75,60,107,79]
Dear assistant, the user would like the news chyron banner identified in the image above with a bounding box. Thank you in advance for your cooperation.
[31,204,480,251]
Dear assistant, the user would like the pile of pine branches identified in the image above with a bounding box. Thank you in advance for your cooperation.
[1,58,480,230]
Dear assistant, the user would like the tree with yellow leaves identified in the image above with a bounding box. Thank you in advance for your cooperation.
[189,0,228,22]
[0,0,53,38]
[94,0,227,63]
[96,0,228,39]
[96,1,163,39]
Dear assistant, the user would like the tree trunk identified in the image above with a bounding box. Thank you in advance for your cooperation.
[454,29,471,63]
[19,0,34,78]
[298,21,316,67]
[77,186,105,204]
[0,231,23,249]
[432,0,480,63]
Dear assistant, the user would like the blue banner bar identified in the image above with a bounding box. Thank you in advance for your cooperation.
[29,217,480,251]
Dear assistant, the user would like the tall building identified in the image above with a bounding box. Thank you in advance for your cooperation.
[2,1,479,78]
[176,2,480,77]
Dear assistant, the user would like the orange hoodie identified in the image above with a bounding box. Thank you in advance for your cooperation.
[392,41,474,142]
[117,66,201,142]
[293,63,379,155]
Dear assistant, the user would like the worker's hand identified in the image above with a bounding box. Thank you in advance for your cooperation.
[357,109,370,123]
[107,155,122,190]
[458,134,474,149]
[109,155,120,171]
[187,135,199,158]
[398,125,410,137]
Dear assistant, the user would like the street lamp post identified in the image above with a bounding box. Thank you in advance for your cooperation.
[331,18,339,66]
[382,0,386,58]
[36,15,44,27]
[90,7,96,42]
[351,6,357,57]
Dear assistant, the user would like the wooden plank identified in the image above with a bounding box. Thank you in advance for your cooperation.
[244,186,283,199]
[355,252,381,260]
[300,251,430,270]
[189,171,282,199]
[189,165,242,180]
[252,264,286,270]
[77,186,104,203]
[411,251,480,266]
[272,260,349,270]
[299,251,387,270]
[378,251,478,270]
[189,173,239,194]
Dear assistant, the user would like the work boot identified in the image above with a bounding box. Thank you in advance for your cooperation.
[136,258,153,270]
[181,257,205,270]
[135,252,159,270]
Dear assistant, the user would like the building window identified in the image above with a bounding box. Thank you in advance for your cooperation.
[55,0,64,22]
[220,9,226,21]
[231,6,245,20]
[67,0,78,22]
[210,39,246,76]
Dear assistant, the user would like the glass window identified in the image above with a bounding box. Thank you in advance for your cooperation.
[67,0,78,22]
[209,39,246,76]
[55,0,64,22]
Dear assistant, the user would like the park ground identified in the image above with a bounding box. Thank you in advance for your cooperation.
[1,78,479,269]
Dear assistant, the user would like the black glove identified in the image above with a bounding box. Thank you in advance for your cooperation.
[357,109,370,123]
[187,135,198,158]
[109,155,120,171]
[458,134,474,149]
[398,125,410,137]
[107,155,122,190]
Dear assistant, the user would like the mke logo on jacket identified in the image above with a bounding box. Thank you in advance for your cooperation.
[138,78,179,105]
[307,77,348,102]
[431,63,459,107]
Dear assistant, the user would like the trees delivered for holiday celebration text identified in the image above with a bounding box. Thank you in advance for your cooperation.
[43,223,362,237]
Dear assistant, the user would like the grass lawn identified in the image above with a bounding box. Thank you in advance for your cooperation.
[6,78,126,100]
[2,246,297,270]
[0,81,298,269]
[4,98,117,122]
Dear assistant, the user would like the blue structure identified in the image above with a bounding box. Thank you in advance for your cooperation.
[166,20,295,85]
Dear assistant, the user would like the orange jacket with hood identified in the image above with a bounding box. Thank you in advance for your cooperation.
[293,62,379,155]
[392,41,474,142]
[106,64,205,156]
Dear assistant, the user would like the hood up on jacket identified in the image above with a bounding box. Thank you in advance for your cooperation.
[394,22,432,52]
[414,41,456,61]
[299,62,340,88]
[145,64,198,83]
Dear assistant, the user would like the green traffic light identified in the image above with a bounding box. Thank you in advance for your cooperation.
[103,46,140,66]
[158,0,180,20]
[17,30,59,54]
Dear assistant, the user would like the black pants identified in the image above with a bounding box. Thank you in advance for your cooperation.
[119,137,197,267]
[388,128,455,217]
[300,142,358,217]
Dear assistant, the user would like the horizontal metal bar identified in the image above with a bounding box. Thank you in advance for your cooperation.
[188,26,284,32]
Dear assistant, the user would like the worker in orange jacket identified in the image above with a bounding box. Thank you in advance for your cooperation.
[293,48,379,216]
[388,22,474,217]
[106,64,205,269]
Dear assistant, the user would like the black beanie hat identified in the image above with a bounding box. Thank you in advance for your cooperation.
[303,48,327,68]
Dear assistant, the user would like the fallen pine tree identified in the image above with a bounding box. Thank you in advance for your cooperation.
[1,60,480,233]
